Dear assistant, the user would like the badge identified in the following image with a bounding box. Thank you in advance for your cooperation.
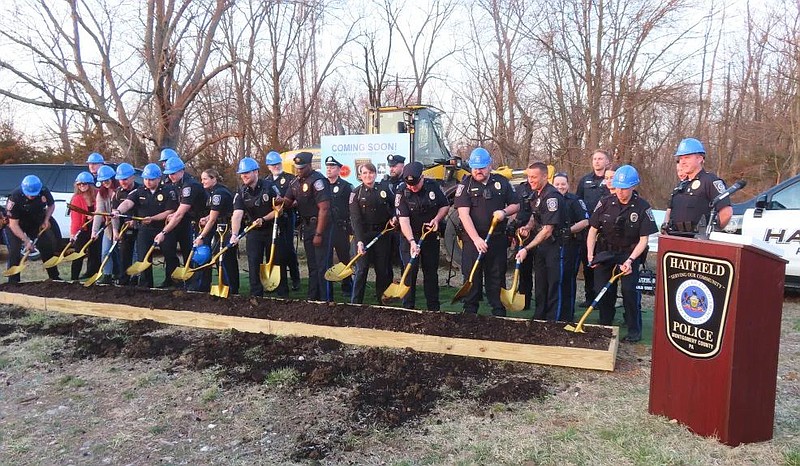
[157,193,164,202]
[333,186,339,193]
[349,192,356,204]
[691,180,701,190]
[302,183,309,192]
[429,191,435,200]
[535,199,541,208]
[578,199,587,211]
[212,194,221,206]
[494,181,501,190]
[6,200,14,211]
[380,190,387,199]
[646,208,654,221]
[181,186,191,198]
[313,179,325,191]
[630,212,639,222]
[395,193,401,207]
[41,195,47,203]
[262,193,270,202]
[546,197,558,212]
[280,178,285,185]
[456,185,464,197]
[713,180,725,193]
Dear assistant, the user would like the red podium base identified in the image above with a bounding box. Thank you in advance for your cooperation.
[648,235,785,446]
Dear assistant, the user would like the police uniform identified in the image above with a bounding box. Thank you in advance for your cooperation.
[528,183,568,321]
[285,155,333,301]
[514,181,535,310]
[384,154,406,273]
[268,170,301,290]
[453,173,518,316]
[561,192,589,322]
[576,172,609,304]
[196,183,237,293]
[233,178,283,297]
[125,184,179,288]
[4,187,61,283]
[113,181,140,285]
[349,179,394,304]
[669,170,730,235]
[395,178,448,311]
[165,173,207,286]
[326,157,354,298]
[589,193,657,340]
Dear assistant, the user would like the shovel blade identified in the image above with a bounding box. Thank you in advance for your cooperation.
[3,264,26,277]
[324,262,353,282]
[43,256,63,268]
[62,251,86,262]
[262,266,281,292]
[500,288,526,312]
[210,284,229,298]
[171,267,194,281]
[450,281,472,304]
[126,261,151,275]
[82,271,103,287]
[564,323,586,333]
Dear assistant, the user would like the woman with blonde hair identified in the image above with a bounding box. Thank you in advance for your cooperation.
[69,171,101,281]
[91,165,119,284]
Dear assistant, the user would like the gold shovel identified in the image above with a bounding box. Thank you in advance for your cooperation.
[451,216,500,304]
[176,223,258,281]
[83,224,130,286]
[325,221,395,282]
[171,226,199,281]
[126,241,158,275]
[44,218,92,268]
[382,225,434,303]
[210,226,230,298]
[3,227,45,277]
[565,265,625,333]
[500,232,526,312]
[259,200,283,292]
[62,224,104,262]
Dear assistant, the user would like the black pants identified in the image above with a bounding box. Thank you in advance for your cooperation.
[245,227,289,297]
[399,236,440,311]
[165,219,194,286]
[135,227,176,288]
[301,220,332,301]
[578,241,595,303]
[330,221,353,299]
[533,240,565,321]
[595,254,642,339]
[461,233,508,316]
[518,252,534,310]
[4,225,60,283]
[351,231,392,304]
[278,212,300,285]
[70,229,102,280]
[117,227,138,285]
[559,240,581,322]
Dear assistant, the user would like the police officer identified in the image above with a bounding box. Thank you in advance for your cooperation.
[384,154,406,273]
[113,163,140,286]
[587,165,657,343]
[155,157,207,288]
[265,150,301,291]
[669,138,733,234]
[193,168,237,293]
[575,149,610,306]
[515,162,567,321]
[512,172,535,310]
[3,175,62,283]
[349,162,394,304]
[159,148,179,186]
[454,147,519,316]
[553,172,589,322]
[395,162,449,311]
[114,163,178,289]
[231,157,284,297]
[325,156,354,298]
[284,151,333,301]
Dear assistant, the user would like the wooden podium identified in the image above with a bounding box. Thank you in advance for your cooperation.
[649,234,786,446]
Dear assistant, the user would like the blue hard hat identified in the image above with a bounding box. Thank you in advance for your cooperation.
[96,165,116,182]
[675,138,705,157]
[115,163,135,180]
[163,157,185,175]
[142,163,162,180]
[86,152,105,164]
[265,150,282,165]
[159,148,179,162]
[75,171,94,184]
[611,165,640,189]
[191,244,212,266]
[21,175,42,196]
[468,147,492,169]
[237,157,259,174]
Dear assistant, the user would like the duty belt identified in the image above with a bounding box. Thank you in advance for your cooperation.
[300,216,318,225]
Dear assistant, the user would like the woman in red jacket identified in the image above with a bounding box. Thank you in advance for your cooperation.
[69,171,101,281]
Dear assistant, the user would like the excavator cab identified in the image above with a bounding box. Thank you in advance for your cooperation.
[367,105,453,167]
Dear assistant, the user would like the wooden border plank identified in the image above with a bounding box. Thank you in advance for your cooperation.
[0,292,617,371]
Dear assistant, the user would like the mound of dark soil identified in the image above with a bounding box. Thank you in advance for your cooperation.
[0,281,613,350]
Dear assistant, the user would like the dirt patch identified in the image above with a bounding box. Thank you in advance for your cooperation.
[0,281,613,350]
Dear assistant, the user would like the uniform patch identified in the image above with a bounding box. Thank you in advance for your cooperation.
[313,179,324,191]
[157,194,164,202]
[395,193,401,207]
[546,197,558,212]
[713,180,725,193]
[630,212,639,222]
[691,180,701,190]
[333,186,339,193]
[349,192,356,204]
[182,186,191,197]
[6,200,14,211]
[212,194,221,206]
[646,208,654,221]
[429,191,435,200]
[494,181,501,190]
[456,184,464,197]
[380,190,387,199]
[302,183,309,192]
[578,199,587,211]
